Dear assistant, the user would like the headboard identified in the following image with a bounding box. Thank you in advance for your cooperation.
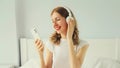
[20,38,120,68]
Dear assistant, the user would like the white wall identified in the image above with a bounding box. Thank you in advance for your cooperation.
[0,0,19,67]
[16,0,120,39]
[0,0,119,67]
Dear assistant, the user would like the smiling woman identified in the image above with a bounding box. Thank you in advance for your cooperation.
[33,6,89,68]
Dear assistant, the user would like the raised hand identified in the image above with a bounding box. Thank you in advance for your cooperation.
[67,18,75,40]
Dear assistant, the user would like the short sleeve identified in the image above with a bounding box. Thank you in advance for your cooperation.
[44,40,54,53]
[76,40,89,52]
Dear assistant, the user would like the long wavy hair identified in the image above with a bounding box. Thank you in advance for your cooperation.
[50,6,80,46]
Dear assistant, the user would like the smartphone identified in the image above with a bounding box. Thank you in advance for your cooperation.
[31,27,40,39]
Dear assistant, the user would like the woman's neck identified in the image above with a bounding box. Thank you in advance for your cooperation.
[61,33,66,39]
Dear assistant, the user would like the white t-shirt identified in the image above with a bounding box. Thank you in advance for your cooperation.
[45,39,89,68]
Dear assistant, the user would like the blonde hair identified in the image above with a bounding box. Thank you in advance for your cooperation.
[50,6,80,46]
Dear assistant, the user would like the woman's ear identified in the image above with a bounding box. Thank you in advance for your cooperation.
[66,16,74,24]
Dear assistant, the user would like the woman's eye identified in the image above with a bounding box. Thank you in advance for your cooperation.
[56,18,60,21]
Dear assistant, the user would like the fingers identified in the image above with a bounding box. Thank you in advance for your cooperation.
[67,17,75,39]
[37,41,43,49]
[67,18,75,28]
[67,18,75,29]
[34,39,44,52]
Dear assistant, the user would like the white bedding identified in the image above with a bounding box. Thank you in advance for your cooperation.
[19,59,40,68]
[19,38,120,68]
[94,58,120,68]
[19,58,120,68]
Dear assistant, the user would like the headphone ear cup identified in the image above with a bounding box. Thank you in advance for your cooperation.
[66,16,70,23]
[66,16,74,23]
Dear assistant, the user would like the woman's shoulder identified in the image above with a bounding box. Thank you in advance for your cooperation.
[80,40,89,46]
[44,39,54,52]
[76,39,89,52]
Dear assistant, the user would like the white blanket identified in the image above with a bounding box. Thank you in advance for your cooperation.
[19,59,40,68]
[19,58,120,68]
[94,58,120,68]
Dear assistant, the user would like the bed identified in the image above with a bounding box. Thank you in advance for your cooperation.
[19,38,120,68]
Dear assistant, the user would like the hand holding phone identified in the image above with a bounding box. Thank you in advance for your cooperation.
[31,27,44,53]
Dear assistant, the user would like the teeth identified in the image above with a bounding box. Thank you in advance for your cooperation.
[55,26,60,30]
[56,27,59,30]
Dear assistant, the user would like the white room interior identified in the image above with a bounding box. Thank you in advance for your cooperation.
[0,0,120,68]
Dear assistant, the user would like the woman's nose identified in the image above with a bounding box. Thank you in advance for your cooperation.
[53,21,57,25]
[54,23,57,27]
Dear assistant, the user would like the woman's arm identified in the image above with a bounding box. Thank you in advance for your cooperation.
[68,40,89,68]
[39,47,53,68]
[76,44,89,67]
[45,47,53,68]
[67,18,89,68]
[35,39,53,68]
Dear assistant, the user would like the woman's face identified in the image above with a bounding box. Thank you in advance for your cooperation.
[51,12,68,35]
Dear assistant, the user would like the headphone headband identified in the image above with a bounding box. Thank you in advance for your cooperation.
[63,6,72,17]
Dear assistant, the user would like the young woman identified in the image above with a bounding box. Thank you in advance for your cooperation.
[35,6,89,68]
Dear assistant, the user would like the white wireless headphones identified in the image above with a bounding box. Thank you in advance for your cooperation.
[63,6,74,23]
